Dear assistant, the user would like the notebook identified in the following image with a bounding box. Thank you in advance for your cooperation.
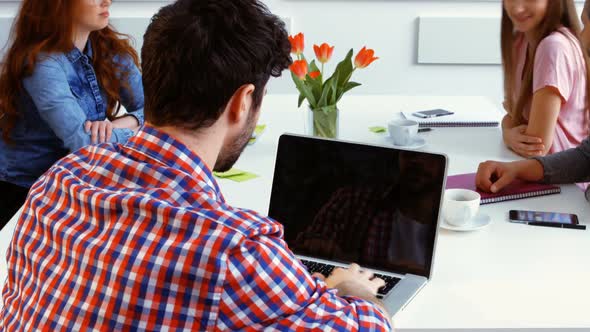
[446,173,561,204]
[402,111,500,128]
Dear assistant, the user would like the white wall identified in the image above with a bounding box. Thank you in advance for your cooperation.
[0,1,586,105]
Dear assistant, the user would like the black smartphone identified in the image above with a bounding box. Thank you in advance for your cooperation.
[412,109,454,119]
[509,210,584,229]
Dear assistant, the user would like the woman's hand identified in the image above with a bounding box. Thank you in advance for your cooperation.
[84,119,113,144]
[503,124,545,157]
[112,115,140,134]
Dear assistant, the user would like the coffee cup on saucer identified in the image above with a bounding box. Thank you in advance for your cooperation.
[443,189,481,227]
[388,119,419,146]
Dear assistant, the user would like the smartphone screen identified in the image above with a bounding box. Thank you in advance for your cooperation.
[509,210,579,224]
[412,109,454,118]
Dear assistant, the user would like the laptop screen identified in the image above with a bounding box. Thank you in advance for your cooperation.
[268,134,447,278]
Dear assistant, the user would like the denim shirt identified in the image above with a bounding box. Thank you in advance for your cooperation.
[0,41,144,188]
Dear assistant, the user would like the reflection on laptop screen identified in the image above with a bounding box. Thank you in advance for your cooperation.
[268,135,446,278]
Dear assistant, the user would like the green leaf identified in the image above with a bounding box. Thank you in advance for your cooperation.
[343,81,361,93]
[333,49,354,88]
[306,73,322,103]
[317,78,332,108]
[336,81,362,103]
[307,60,323,99]
[297,93,305,108]
[291,71,317,108]
[328,71,340,106]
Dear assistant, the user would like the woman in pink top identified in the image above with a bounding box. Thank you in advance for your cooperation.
[501,0,590,158]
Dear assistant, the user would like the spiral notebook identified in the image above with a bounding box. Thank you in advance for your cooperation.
[446,173,561,204]
[402,111,500,128]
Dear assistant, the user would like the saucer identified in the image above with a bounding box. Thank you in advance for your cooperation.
[440,213,491,232]
[387,136,426,149]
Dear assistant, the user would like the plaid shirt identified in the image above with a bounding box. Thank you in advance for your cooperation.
[1,125,391,331]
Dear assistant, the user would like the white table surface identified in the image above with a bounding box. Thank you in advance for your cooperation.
[1,95,589,331]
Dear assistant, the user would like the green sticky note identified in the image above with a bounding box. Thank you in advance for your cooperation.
[224,172,259,182]
[249,124,267,145]
[214,168,245,178]
[369,126,387,133]
[213,168,259,182]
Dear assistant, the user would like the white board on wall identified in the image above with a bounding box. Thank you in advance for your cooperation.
[418,16,501,65]
[109,17,152,55]
[0,17,13,57]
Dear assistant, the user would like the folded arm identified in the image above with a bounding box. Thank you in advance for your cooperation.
[23,58,136,151]
[525,87,562,156]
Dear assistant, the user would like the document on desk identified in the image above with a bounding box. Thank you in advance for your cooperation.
[446,173,561,204]
[402,110,501,128]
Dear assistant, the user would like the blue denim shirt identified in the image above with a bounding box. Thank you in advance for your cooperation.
[0,41,144,188]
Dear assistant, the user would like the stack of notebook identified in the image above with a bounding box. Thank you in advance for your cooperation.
[402,111,500,128]
[446,173,561,204]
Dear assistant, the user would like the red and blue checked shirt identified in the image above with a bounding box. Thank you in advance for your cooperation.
[1,125,391,331]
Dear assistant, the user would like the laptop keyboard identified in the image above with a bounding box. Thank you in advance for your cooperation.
[300,259,401,299]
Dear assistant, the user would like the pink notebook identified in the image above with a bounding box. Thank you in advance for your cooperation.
[446,173,561,205]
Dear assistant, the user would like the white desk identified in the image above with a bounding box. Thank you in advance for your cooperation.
[1,95,589,330]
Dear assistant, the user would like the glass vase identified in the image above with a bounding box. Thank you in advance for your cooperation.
[304,106,339,139]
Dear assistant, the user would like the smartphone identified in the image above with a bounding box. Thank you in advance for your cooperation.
[509,210,584,229]
[412,109,454,119]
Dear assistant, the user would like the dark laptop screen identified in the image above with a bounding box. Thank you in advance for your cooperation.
[268,134,447,278]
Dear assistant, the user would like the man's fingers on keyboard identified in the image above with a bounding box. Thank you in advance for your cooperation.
[311,272,326,281]
[348,263,360,272]
[360,268,374,280]
[371,277,386,288]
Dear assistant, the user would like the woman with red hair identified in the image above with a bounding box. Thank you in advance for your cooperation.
[0,0,144,226]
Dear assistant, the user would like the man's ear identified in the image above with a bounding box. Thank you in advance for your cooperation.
[227,84,256,125]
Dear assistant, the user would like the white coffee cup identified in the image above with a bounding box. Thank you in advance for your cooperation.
[388,119,419,146]
[443,189,481,227]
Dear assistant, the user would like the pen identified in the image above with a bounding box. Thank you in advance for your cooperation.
[528,221,586,230]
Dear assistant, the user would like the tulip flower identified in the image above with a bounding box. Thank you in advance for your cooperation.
[313,43,334,64]
[354,47,379,69]
[309,71,321,79]
[289,33,305,56]
[290,60,308,80]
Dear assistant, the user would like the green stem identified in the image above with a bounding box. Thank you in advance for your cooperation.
[312,107,338,138]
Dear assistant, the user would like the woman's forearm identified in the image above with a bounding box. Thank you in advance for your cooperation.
[112,115,140,132]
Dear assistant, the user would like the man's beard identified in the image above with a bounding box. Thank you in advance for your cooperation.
[213,112,257,172]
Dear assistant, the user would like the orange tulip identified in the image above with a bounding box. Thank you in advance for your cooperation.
[289,33,305,55]
[313,43,335,64]
[354,47,379,69]
[309,71,321,79]
[290,60,308,80]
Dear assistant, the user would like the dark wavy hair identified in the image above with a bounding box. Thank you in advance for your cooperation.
[0,0,140,142]
[141,0,292,130]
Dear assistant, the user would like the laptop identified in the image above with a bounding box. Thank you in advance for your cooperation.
[268,134,447,316]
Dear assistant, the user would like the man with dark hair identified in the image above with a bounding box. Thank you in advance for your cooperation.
[0,0,392,330]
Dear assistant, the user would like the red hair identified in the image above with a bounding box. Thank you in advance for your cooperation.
[0,0,140,142]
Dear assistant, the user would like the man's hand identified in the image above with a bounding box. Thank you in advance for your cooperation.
[314,263,385,297]
[476,160,518,193]
[313,263,391,325]
[476,159,545,193]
